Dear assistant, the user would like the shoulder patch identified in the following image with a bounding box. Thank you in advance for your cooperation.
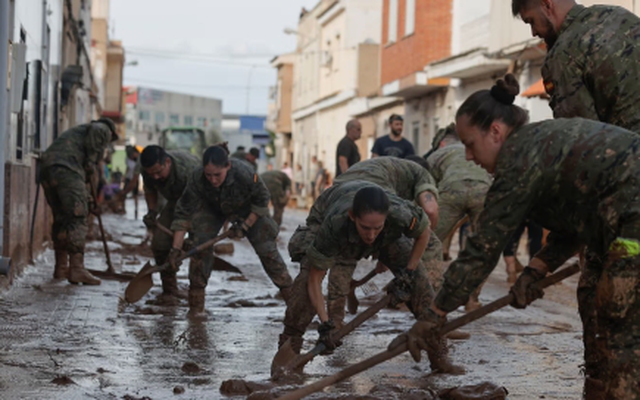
[409,217,417,231]
[254,173,258,183]
[544,79,555,95]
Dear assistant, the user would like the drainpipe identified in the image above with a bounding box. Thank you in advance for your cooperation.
[0,0,12,275]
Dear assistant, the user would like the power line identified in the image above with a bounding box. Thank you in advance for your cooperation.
[127,48,273,68]
[125,77,271,90]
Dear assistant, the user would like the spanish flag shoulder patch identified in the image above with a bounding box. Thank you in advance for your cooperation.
[254,174,258,183]
[409,217,417,231]
[543,79,555,95]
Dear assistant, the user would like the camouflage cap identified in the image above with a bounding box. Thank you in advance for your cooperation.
[431,123,457,150]
[96,117,119,141]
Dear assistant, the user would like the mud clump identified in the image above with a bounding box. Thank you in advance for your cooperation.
[181,361,201,375]
[214,243,235,254]
[226,299,280,308]
[51,376,76,385]
[228,275,249,282]
[173,385,185,394]
[123,395,153,400]
[438,382,508,400]
[219,379,274,396]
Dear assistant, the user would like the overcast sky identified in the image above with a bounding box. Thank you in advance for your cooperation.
[110,0,319,115]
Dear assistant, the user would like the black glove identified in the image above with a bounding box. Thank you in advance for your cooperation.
[317,319,343,353]
[229,221,249,239]
[387,308,445,362]
[510,266,546,309]
[143,210,158,229]
[388,268,416,306]
[167,247,185,272]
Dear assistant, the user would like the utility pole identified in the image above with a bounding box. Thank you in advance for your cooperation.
[0,0,10,259]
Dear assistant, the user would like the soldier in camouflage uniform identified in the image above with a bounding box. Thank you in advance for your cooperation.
[329,157,443,328]
[260,170,292,227]
[139,146,200,304]
[40,118,119,285]
[426,123,492,310]
[231,147,259,171]
[399,77,640,398]
[280,181,462,373]
[514,2,640,394]
[170,145,292,316]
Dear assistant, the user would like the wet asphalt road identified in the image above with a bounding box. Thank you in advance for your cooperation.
[0,200,584,399]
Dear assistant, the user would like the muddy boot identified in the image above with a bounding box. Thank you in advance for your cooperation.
[464,284,483,312]
[428,339,465,375]
[278,334,303,355]
[187,288,206,318]
[53,250,69,280]
[327,298,347,330]
[68,253,101,285]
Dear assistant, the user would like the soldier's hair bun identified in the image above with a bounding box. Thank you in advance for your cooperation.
[490,74,520,105]
[214,141,230,155]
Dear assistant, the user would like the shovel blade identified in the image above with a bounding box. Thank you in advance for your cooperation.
[212,256,243,274]
[124,262,157,303]
[271,338,300,379]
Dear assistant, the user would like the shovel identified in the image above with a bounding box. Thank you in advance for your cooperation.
[154,222,242,274]
[124,230,232,303]
[275,262,581,400]
[347,268,379,315]
[88,177,115,273]
[272,294,392,379]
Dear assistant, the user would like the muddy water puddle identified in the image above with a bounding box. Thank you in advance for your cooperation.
[0,204,584,399]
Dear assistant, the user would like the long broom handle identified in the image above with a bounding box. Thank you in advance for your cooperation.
[277,262,581,400]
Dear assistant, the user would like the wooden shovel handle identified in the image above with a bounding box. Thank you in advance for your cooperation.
[154,230,233,273]
[276,262,581,400]
[286,295,391,371]
[351,268,378,288]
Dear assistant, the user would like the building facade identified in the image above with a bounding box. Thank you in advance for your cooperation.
[1,0,124,286]
[124,87,223,148]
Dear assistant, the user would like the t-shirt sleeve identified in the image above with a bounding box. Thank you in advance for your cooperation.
[337,138,352,159]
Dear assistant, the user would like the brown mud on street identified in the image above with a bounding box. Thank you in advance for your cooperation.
[0,200,584,399]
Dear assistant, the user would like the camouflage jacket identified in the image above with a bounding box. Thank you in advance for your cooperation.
[542,5,640,133]
[171,158,270,231]
[435,118,640,312]
[260,170,292,198]
[426,143,492,192]
[41,121,112,178]
[305,180,429,271]
[142,150,200,203]
[333,157,439,203]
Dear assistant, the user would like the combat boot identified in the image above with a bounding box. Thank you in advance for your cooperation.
[68,253,101,285]
[187,288,206,317]
[278,334,303,354]
[161,271,187,298]
[53,249,69,279]
[465,284,483,312]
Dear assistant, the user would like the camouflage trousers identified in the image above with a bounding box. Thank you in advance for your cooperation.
[270,198,287,227]
[325,230,444,326]
[283,229,436,338]
[41,166,89,254]
[189,208,292,291]
[435,180,489,251]
[578,246,640,399]
[151,200,178,283]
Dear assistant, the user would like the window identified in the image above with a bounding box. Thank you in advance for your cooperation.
[197,117,207,128]
[405,0,415,36]
[169,114,179,125]
[155,112,165,124]
[184,115,193,126]
[139,110,150,121]
[388,0,398,43]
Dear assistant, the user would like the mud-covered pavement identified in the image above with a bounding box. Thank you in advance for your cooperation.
[0,200,584,399]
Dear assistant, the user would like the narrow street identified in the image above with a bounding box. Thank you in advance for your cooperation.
[0,201,583,399]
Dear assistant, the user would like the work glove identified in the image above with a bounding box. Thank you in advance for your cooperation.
[510,266,546,309]
[317,319,343,354]
[142,210,158,230]
[167,247,185,272]
[387,308,445,362]
[387,268,415,306]
[229,221,249,240]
